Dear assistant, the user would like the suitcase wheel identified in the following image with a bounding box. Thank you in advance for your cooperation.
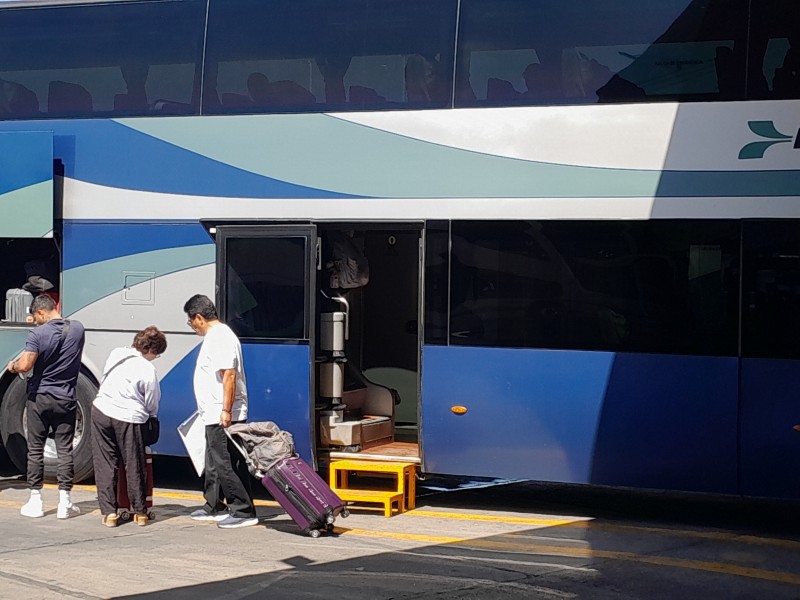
[325,523,334,532]
[325,514,335,525]
[119,511,131,522]
[341,508,350,518]
[147,511,156,521]
[309,529,321,538]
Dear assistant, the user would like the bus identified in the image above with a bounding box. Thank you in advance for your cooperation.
[1,0,799,499]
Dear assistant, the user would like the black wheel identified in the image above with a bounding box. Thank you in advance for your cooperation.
[325,523,334,532]
[309,529,321,538]
[147,511,156,521]
[0,371,98,483]
[120,511,131,522]
[325,514,335,525]
[341,508,350,518]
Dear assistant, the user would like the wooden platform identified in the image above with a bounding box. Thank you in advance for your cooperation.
[327,441,420,463]
[329,459,417,517]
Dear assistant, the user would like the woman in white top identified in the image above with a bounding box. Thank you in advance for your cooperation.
[90,326,166,527]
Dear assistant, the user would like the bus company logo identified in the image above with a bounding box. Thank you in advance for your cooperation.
[738,120,800,160]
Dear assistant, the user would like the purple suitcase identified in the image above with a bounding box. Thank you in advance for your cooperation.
[262,456,348,537]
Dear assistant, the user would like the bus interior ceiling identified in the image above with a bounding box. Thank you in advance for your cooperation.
[316,225,420,460]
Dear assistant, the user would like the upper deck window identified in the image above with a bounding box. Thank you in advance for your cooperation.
[0,0,205,120]
[203,0,458,114]
[748,0,800,100]
[455,0,749,106]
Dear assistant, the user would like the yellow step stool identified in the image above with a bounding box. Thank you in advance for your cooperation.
[329,459,417,517]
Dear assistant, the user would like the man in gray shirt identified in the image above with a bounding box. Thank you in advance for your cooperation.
[6,294,85,519]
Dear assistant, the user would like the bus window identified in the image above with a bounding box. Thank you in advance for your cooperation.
[742,221,800,359]
[424,221,450,345]
[0,0,204,120]
[455,0,749,107]
[448,220,739,356]
[204,0,458,114]
[748,0,800,100]
[223,236,308,340]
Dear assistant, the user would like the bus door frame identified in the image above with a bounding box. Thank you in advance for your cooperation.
[214,223,319,464]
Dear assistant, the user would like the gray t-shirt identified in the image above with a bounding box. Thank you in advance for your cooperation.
[25,319,85,402]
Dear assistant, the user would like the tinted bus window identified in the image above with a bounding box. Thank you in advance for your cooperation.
[455,0,748,107]
[0,1,204,120]
[748,0,800,100]
[449,221,739,355]
[742,221,800,359]
[225,236,307,340]
[424,221,449,345]
[204,0,458,114]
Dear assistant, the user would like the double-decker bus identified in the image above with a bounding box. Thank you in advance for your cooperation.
[1,0,799,499]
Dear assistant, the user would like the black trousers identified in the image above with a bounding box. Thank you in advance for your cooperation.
[26,393,76,490]
[203,423,256,518]
[90,406,148,515]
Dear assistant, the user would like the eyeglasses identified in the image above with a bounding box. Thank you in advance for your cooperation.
[186,315,196,327]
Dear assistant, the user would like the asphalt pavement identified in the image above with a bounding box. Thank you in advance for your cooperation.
[1,456,800,599]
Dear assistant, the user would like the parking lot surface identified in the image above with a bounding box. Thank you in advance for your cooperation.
[2,461,800,599]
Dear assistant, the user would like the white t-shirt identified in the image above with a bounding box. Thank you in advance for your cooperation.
[193,322,248,426]
[93,347,160,424]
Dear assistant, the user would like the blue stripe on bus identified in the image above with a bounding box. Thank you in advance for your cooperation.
[154,344,202,457]
[0,131,52,195]
[0,119,354,199]
[63,222,212,270]
[422,345,738,494]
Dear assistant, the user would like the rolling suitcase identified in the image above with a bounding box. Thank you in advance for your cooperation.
[4,288,33,322]
[262,456,349,537]
[116,448,155,521]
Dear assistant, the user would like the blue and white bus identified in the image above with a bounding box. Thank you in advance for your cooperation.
[1,0,799,499]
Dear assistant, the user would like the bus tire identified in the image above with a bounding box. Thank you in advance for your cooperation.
[0,372,97,484]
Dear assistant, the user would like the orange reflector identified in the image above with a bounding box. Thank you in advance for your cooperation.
[451,405,468,415]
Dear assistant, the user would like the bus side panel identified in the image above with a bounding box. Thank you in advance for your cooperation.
[240,343,313,465]
[422,345,614,483]
[0,329,30,367]
[740,358,800,499]
[155,343,313,464]
[422,346,738,494]
[588,352,738,494]
[156,345,204,457]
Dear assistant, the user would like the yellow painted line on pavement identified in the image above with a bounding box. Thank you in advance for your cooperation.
[4,495,800,585]
[567,522,800,551]
[335,527,463,545]
[335,527,800,586]
[408,509,800,551]
[41,484,281,508]
[36,484,800,553]
[406,509,586,527]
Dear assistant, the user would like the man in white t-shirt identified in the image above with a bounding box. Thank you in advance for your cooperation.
[184,294,257,529]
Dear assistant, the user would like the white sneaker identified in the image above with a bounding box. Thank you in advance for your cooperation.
[20,495,44,518]
[56,502,80,519]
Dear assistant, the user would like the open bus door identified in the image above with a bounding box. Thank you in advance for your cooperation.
[215,225,318,465]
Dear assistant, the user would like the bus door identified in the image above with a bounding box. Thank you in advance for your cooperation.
[216,225,317,464]
[317,224,423,468]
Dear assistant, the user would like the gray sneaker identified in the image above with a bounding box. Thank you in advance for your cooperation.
[190,509,228,522]
[217,515,259,529]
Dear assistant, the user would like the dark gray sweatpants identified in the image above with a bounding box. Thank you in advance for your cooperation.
[26,393,76,491]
